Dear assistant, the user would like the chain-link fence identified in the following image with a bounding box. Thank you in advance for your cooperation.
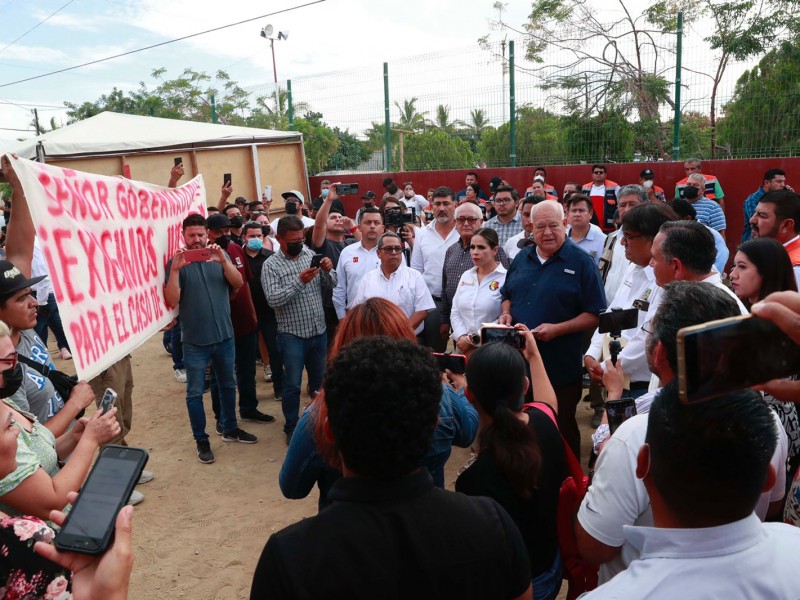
[243,23,800,174]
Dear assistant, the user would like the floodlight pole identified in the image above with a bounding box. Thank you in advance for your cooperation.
[270,38,280,120]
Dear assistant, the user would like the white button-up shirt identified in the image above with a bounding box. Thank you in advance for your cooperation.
[450,264,507,340]
[582,514,800,599]
[332,242,380,319]
[410,221,460,298]
[350,263,435,334]
[603,230,630,304]
[503,230,529,261]
[567,223,606,266]
[586,262,658,385]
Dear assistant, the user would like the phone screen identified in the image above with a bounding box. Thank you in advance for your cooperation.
[678,315,800,403]
[480,326,525,349]
[598,307,640,334]
[55,447,148,554]
[605,398,637,434]
[100,388,117,414]
[433,353,466,374]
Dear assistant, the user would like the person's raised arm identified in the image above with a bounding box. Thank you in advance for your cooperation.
[168,163,185,188]
[312,182,340,249]
[1,155,35,278]
[217,181,233,212]
[517,324,557,412]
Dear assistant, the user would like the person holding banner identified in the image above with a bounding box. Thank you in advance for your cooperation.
[165,214,257,465]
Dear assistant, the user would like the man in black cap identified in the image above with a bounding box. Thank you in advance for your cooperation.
[206,214,274,428]
[355,191,377,225]
[270,191,315,232]
[640,169,666,203]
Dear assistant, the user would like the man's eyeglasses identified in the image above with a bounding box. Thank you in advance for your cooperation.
[380,246,403,254]
[593,170,605,175]
[622,232,644,241]
[493,198,514,205]
[0,352,18,368]
[456,217,481,224]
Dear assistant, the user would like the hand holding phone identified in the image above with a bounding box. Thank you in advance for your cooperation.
[432,352,467,374]
[100,388,118,415]
[184,248,211,263]
[605,398,637,434]
[481,325,525,349]
[310,254,324,269]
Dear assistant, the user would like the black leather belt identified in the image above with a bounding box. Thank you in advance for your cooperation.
[629,381,650,391]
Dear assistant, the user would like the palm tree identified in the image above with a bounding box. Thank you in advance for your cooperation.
[394,98,427,132]
[468,109,489,139]
[252,89,310,130]
[430,104,464,134]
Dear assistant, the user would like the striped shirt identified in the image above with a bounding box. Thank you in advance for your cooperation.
[262,247,337,339]
[692,198,727,231]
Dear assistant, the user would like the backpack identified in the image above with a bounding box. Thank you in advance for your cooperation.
[524,401,599,600]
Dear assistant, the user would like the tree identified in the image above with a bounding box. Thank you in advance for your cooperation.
[479,106,565,166]
[430,104,465,134]
[562,110,634,163]
[398,130,475,171]
[325,128,371,171]
[294,112,339,176]
[248,89,310,130]
[394,98,427,132]
[717,40,800,157]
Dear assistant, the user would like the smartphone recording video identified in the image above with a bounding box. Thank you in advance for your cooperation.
[55,446,148,555]
[99,388,117,414]
[432,352,466,374]
[335,183,359,196]
[598,307,639,334]
[480,325,525,349]
[677,315,800,403]
[184,248,211,263]
[606,398,637,434]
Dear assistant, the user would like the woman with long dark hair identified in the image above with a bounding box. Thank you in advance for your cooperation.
[456,326,566,600]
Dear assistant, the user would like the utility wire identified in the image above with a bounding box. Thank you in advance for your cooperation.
[0,0,78,55]
[0,0,326,89]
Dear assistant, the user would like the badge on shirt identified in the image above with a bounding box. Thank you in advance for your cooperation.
[564,269,575,275]
[353,257,359,263]
[489,281,499,291]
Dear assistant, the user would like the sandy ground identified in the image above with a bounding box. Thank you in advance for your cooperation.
[56,333,596,600]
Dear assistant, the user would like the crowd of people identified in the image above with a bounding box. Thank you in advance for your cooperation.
[1,152,800,598]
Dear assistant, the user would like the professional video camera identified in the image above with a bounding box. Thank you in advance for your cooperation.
[384,207,416,228]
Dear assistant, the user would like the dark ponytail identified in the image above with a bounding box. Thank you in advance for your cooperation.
[466,343,542,498]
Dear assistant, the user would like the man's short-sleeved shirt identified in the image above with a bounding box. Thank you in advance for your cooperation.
[165,255,234,346]
[692,198,727,231]
[250,470,532,599]
[500,240,607,388]
[10,330,64,423]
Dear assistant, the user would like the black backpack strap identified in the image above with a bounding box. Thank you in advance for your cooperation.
[17,354,52,377]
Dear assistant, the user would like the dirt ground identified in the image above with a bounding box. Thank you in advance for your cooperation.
[59,333,596,600]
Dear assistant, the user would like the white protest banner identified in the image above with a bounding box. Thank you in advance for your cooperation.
[8,155,206,380]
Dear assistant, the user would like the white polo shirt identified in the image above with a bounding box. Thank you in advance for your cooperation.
[582,514,800,599]
[586,262,658,385]
[349,263,435,334]
[578,409,788,584]
[332,242,380,319]
[410,221,460,298]
[450,264,507,340]
[567,223,606,266]
[503,230,529,260]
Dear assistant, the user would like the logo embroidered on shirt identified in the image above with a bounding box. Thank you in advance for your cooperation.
[564,269,575,275]
[353,257,359,263]
[489,281,499,291]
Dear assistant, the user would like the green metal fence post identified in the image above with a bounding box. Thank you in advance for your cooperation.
[287,79,294,130]
[211,94,217,124]
[384,62,392,172]
[509,41,516,167]
[672,12,683,161]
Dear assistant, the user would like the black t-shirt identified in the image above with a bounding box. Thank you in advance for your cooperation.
[244,247,275,319]
[455,406,566,577]
[314,237,355,309]
[250,470,531,599]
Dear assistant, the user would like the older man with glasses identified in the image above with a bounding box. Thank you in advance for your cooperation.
[485,185,523,246]
[441,202,511,344]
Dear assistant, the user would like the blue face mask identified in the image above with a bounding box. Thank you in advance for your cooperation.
[321,188,329,198]
[247,238,263,252]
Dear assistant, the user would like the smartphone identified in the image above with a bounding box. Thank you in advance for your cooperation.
[174,157,183,166]
[310,254,324,268]
[335,183,359,196]
[54,446,149,555]
[100,388,117,414]
[480,325,525,349]
[263,184,272,201]
[223,173,232,187]
[606,398,637,435]
[598,307,640,334]
[677,315,800,403]
[184,248,211,263]
[432,352,467,374]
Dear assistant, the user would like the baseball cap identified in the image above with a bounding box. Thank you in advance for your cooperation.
[206,214,231,230]
[533,175,545,183]
[234,196,248,205]
[281,190,306,204]
[640,169,655,179]
[362,191,377,200]
[0,261,46,299]
[489,176,503,192]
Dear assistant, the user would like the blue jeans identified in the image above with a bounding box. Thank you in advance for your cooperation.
[277,332,326,434]
[35,293,70,351]
[210,331,258,418]
[183,338,237,441]
[259,315,284,397]
[171,318,184,370]
[532,550,563,600]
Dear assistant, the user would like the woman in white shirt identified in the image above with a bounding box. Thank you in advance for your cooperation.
[451,228,507,354]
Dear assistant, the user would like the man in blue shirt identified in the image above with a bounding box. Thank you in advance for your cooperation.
[742,169,790,243]
[500,201,606,458]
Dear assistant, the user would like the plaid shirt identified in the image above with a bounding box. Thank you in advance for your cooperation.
[441,238,510,325]
[262,247,337,339]
[485,212,523,246]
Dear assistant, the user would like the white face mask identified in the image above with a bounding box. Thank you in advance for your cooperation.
[643,179,654,189]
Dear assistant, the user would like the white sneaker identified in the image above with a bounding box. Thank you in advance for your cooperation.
[174,368,187,383]
[138,470,154,485]
[263,365,272,382]
[127,490,144,506]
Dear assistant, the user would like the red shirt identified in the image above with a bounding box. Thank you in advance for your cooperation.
[225,243,258,336]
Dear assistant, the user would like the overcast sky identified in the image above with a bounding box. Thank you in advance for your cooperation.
[0,0,745,147]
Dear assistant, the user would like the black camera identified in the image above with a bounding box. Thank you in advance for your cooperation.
[385,211,415,228]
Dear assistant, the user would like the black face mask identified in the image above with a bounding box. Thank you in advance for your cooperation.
[0,363,23,398]
[683,186,700,200]
[286,241,304,257]
[285,202,298,215]
[3,212,9,225]
[215,235,231,249]
[261,225,271,237]
[230,216,243,228]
